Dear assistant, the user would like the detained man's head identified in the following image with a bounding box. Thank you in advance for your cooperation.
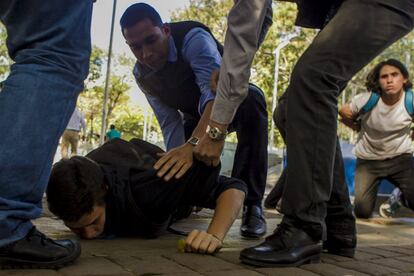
[47,156,107,239]
[120,3,171,71]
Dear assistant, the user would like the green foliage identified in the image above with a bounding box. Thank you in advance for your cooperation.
[0,24,12,81]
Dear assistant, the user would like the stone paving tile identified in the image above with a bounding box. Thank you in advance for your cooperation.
[255,267,320,276]
[383,245,414,255]
[58,256,133,276]
[164,252,242,273]
[368,258,414,273]
[0,270,62,276]
[107,254,198,275]
[396,255,414,264]
[320,253,355,263]
[320,251,382,265]
[356,246,405,258]
[204,269,264,276]
[215,250,245,265]
[301,263,369,276]
[333,260,401,275]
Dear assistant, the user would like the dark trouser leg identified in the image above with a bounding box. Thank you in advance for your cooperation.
[353,159,381,218]
[264,93,287,208]
[230,84,268,206]
[282,0,414,241]
[387,154,414,211]
[270,94,355,239]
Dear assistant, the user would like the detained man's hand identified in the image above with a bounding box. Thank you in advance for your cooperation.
[154,143,194,181]
[193,133,224,166]
[185,230,223,254]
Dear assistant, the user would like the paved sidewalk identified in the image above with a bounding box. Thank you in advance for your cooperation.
[3,166,414,275]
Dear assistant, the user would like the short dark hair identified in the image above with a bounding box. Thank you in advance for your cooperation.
[46,156,107,222]
[110,124,115,130]
[120,3,163,35]
[366,59,412,92]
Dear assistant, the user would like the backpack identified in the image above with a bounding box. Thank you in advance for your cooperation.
[357,89,414,120]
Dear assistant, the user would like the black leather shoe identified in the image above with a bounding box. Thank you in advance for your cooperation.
[0,227,81,269]
[323,234,356,258]
[323,215,356,258]
[240,223,322,267]
[240,205,266,238]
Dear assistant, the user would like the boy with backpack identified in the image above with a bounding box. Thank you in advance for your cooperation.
[339,59,414,219]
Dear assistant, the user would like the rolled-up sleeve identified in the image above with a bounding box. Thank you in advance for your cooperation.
[211,0,272,124]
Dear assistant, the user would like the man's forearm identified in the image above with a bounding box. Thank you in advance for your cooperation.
[211,0,271,124]
[191,101,214,139]
[207,189,245,240]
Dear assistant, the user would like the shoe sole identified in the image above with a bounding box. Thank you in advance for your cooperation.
[0,243,81,269]
[240,252,321,267]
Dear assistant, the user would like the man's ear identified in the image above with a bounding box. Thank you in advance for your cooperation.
[161,23,171,37]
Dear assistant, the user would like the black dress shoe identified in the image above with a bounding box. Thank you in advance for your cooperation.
[240,223,322,267]
[0,227,81,269]
[323,215,356,257]
[240,205,266,238]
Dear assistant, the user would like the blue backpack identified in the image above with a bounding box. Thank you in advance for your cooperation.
[358,89,414,118]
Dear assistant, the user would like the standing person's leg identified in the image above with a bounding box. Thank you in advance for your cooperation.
[264,92,287,209]
[240,0,414,267]
[0,0,92,268]
[323,139,355,257]
[69,131,80,156]
[354,159,381,218]
[266,93,356,257]
[61,131,70,159]
[387,154,414,211]
[230,84,268,238]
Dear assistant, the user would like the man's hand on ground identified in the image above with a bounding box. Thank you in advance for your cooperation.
[154,143,194,181]
[194,134,224,166]
[185,229,222,254]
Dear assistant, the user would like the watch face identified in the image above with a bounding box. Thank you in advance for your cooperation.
[187,136,199,146]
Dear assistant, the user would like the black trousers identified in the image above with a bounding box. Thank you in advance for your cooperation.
[270,94,355,240]
[279,0,414,240]
[184,84,268,206]
[354,154,414,218]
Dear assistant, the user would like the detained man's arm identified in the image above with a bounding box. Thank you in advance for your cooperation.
[185,188,245,254]
[194,0,272,166]
[339,104,360,132]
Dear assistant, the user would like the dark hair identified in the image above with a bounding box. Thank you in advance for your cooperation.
[366,59,412,92]
[120,3,163,35]
[110,124,115,130]
[46,156,107,222]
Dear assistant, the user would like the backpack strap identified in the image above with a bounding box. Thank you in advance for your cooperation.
[404,89,414,117]
[359,91,380,115]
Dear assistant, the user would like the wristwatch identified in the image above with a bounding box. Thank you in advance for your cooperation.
[186,136,199,146]
[206,125,228,141]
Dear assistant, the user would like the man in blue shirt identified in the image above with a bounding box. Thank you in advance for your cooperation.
[120,3,269,238]
[105,124,122,141]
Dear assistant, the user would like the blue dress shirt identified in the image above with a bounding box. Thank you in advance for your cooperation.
[135,27,221,150]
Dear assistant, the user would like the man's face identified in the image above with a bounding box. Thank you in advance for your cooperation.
[379,65,407,97]
[64,205,106,239]
[124,19,170,71]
